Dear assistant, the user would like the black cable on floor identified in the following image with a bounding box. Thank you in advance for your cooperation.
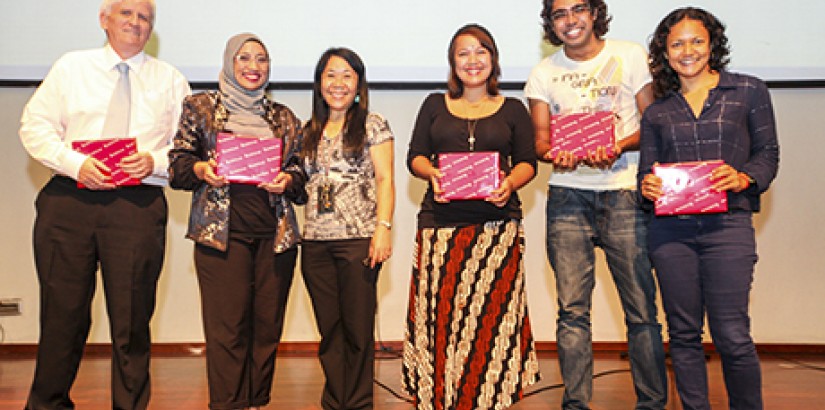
[524,368,630,397]
[763,352,825,372]
[371,308,637,402]
[372,350,632,403]
[375,345,403,360]
[374,378,415,404]
[374,309,403,360]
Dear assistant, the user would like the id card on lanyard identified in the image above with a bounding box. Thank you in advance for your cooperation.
[317,133,337,214]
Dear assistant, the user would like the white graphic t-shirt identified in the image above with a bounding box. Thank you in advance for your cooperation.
[524,39,651,190]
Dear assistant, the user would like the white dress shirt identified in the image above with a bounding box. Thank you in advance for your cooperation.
[20,44,191,186]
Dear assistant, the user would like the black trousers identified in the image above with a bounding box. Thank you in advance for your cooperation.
[26,176,166,410]
[194,237,297,410]
[301,239,380,410]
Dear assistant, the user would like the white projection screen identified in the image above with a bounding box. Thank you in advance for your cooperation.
[1,0,823,84]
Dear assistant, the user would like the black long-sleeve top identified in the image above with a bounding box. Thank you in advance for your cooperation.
[407,93,537,228]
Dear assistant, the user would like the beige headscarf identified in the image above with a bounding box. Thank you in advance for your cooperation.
[219,33,272,137]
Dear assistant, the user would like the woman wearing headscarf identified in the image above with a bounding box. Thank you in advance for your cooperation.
[168,33,306,410]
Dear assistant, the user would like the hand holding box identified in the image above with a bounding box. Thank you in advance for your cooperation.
[71,138,141,188]
[216,132,282,185]
[549,112,615,159]
[653,160,728,216]
[438,151,500,200]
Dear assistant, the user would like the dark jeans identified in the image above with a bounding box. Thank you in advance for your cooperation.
[301,238,380,410]
[648,212,762,410]
[546,186,667,409]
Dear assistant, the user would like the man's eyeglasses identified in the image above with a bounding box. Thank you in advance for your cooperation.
[235,54,270,66]
[550,3,591,22]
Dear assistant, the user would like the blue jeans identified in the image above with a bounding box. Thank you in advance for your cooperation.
[546,186,667,410]
[648,212,762,410]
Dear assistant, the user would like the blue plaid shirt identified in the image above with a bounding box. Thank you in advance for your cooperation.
[638,71,779,212]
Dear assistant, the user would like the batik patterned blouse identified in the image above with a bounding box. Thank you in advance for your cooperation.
[302,112,393,240]
[168,91,306,251]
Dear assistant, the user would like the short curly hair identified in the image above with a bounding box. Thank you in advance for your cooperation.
[540,0,611,46]
[648,7,730,99]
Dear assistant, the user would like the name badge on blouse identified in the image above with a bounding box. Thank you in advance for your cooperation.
[317,182,335,214]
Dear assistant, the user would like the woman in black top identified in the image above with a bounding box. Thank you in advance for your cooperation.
[401,23,540,410]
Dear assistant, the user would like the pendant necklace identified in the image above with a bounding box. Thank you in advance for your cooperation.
[467,119,478,151]
[463,98,484,152]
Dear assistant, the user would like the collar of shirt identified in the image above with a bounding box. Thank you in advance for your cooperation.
[103,43,147,74]
[667,69,737,98]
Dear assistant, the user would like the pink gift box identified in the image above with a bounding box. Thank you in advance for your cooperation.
[653,160,728,216]
[549,112,615,159]
[438,151,500,200]
[216,132,282,185]
[71,138,141,188]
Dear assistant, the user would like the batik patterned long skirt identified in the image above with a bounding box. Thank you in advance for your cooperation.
[402,219,541,410]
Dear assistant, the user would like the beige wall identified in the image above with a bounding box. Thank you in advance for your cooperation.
[1,86,823,345]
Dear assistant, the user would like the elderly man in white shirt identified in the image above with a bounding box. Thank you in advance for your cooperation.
[18,1,190,409]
